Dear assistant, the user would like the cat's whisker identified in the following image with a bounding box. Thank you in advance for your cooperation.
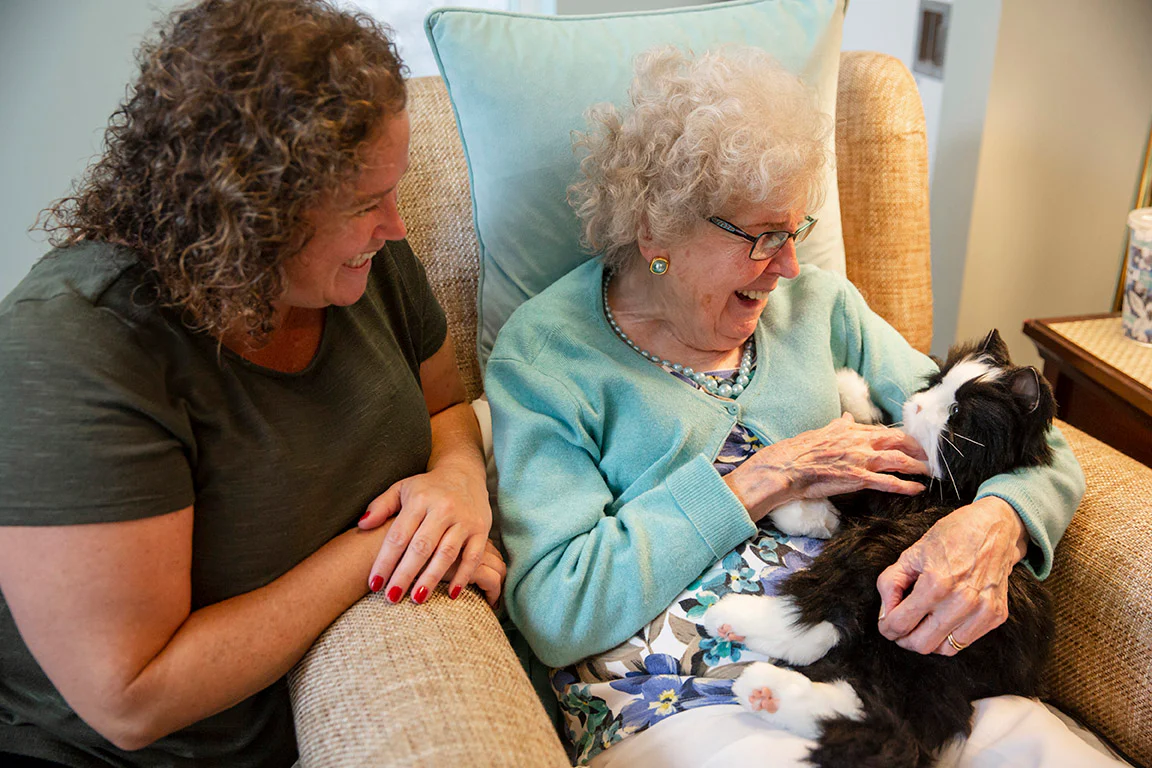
[941,453,960,499]
[941,434,964,457]
[952,432,985,448]
[884,395,904,412]
[929,474,942,500]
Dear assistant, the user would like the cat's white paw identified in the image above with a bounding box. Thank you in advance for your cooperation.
[770,498,841,539]
[731,662,863,739]
[836,369,884,425]
[704,593,839,666]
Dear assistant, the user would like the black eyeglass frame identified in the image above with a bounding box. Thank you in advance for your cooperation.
[707,214,818,261]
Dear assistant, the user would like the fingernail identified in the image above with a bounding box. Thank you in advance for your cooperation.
[449,584,462,600]
[386,586,403,603]
[878,606,887,621]
[369,575,384,592]
[413,586,429,604]
[359,511,370,523]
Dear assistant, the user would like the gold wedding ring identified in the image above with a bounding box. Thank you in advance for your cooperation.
[946,632,968,652]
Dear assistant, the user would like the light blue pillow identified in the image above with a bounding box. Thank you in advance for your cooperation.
[425,0,846,366]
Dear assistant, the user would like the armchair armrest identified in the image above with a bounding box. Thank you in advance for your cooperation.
[289,586,569,767]
[1043,421,1152,768]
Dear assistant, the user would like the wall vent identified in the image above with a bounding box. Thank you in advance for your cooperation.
[914,0,950,79]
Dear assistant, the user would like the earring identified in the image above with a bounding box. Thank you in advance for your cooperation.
[649,257,669,275]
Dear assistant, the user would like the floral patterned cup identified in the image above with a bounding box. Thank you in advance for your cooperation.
[1123,208,1152,345]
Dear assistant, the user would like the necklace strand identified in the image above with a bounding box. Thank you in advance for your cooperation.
[602,273,754,399]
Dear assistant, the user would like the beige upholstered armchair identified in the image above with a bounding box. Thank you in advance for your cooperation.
[288,53,1152,767]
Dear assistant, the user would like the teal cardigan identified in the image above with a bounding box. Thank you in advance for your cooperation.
[486,260,1085,668]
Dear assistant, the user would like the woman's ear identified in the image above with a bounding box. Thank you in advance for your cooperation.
[636,220,670,268]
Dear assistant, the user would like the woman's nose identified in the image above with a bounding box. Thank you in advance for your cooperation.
[374,200,407,241]
[772,240,801,278]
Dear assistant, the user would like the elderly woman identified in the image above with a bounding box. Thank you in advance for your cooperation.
[486,47,1116,767]
[0,1,503,765]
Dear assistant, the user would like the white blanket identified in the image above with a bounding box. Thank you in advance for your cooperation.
[588,696,1130,768]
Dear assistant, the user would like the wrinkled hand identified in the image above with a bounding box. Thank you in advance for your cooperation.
[727,413,930,521]
[358,464,492,604]
[876,496,1029,655]
[443,538,507,607]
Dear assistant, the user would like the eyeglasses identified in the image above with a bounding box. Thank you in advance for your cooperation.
[706,215,817,261]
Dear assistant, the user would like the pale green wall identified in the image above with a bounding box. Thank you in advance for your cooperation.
[0,0,182,300]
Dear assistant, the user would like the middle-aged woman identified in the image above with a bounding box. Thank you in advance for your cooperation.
[485,47,1118,767]
[0,1,503,766]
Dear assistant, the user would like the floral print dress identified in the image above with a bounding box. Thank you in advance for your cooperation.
[551,361,828,765]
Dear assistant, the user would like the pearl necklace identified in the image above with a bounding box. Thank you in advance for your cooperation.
[602,273,754,399]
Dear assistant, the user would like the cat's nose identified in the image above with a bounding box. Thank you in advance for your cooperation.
[910,403,922,414]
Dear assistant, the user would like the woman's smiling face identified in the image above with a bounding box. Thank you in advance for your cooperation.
[641,203,803,354]
[279,110,411,310]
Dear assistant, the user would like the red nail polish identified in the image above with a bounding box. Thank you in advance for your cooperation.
[386,585,403,603]
[449,585,462,600]
[359,511,370,523]
[413,586,429,604]
[369,575,384,592]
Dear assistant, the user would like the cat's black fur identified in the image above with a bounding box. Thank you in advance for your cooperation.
[780,329,1056,768]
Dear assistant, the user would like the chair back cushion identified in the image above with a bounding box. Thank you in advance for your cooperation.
[425,0,847,367]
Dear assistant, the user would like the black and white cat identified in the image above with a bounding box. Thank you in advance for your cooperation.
[703,329,1056,767]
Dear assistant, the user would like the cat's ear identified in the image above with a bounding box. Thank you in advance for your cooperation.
[979,329,1010,364]
[1009,366,1043,413]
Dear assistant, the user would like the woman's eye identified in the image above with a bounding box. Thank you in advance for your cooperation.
[949,402,960,417]
[353,204,380,218]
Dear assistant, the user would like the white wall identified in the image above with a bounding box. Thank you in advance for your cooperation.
[926,0,1001,358]
[840,0,1001,361]
[841,0,917,71]
[0,1,184,301]
[956,0,1152,368]
[345,1,545,79]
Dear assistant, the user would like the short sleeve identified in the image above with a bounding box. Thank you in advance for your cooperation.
[0,295,195,525]
[384,239,448,363]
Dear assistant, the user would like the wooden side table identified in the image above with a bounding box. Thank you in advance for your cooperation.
[1023,313,1152,467]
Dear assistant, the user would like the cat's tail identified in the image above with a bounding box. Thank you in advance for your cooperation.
[809,701,933,768]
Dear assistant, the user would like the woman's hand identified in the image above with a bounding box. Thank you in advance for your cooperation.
[876,496,1030,655]
[444,538,507,607]
[358,334,494,605]
[358,464,492,604]
[725,413,929,522]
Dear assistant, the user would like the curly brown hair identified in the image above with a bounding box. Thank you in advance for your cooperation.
[38,0,407,339]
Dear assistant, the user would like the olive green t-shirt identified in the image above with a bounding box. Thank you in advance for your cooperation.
[0,240,447,766]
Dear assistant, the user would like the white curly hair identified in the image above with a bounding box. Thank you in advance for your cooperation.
[569,45,831,272]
